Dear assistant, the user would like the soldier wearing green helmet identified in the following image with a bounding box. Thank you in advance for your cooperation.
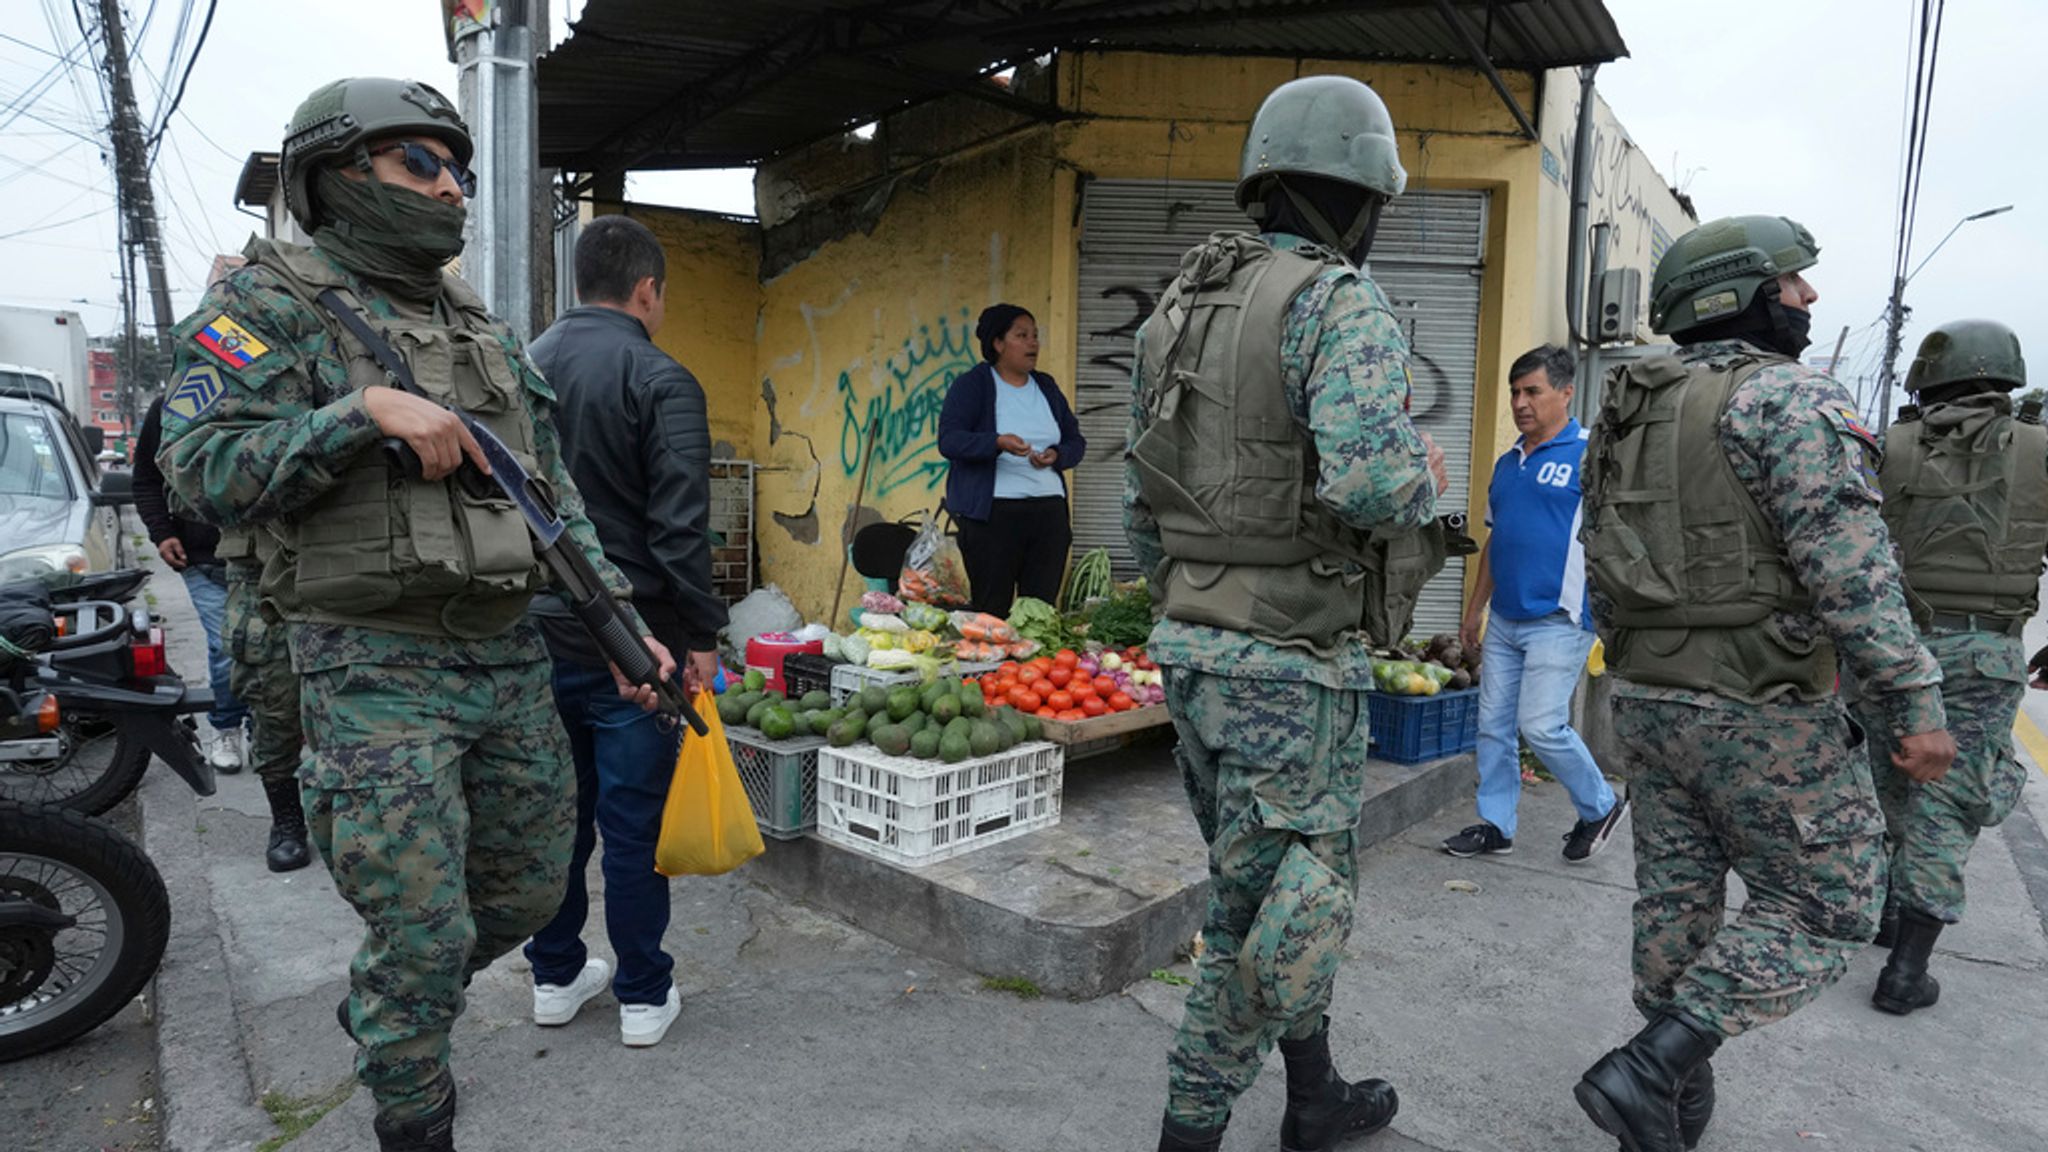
[1575,215,1953,1152]
[156,77,672,1152]
[1849,319,2044,1019]
[1127,74,1446,1152]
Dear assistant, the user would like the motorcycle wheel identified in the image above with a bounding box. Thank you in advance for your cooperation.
[0,716,152,816]
[0,801,169,1063]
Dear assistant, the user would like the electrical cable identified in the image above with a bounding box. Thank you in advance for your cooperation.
[145,0,214,163]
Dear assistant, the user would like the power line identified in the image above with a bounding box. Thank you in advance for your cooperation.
[145,0,214,162]
[0,205,114,242]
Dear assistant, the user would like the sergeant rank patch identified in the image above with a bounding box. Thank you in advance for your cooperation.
[166,363,224,422]
[193,314,270,368]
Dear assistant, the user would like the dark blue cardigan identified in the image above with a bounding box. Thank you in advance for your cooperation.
[936,362,1087,523]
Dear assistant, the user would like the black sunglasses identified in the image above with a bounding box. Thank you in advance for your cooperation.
[367,141,477,197]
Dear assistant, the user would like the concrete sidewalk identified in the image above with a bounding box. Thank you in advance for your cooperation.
[139,557,2048,1151]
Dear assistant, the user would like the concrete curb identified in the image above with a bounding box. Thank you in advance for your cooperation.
[142,762,273,1152]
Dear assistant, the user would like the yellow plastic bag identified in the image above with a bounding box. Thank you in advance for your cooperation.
[654,691,765,876]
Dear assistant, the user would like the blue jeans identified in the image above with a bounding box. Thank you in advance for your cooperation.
[180,565,247,731]
[524,660,681,1006]
[1474,610,1615,839]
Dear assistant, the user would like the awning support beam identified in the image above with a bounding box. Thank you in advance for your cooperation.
[1430,0,1539,140]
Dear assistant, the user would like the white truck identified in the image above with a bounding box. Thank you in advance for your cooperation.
[0,304,91,415]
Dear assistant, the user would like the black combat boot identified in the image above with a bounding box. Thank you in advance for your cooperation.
[261,776,311,873]
[1872,894,1900,949]
[1872,907,1944,1015]
[1575,1012,1722,1152]
[1277,1017,1399,1151]
[1157,1112,1225,1152]
[1676,1060,1713,1150]
[373,1073,456,1152]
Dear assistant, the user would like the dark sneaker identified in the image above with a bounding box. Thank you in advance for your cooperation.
[1442,822,1513,857]
[1563,797,1630,863]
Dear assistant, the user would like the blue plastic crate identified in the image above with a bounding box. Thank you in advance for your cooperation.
[1366,688,1479,764]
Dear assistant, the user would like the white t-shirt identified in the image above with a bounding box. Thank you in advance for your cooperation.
[992,374,1066,500]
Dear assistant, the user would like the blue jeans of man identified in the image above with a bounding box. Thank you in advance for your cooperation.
[524,659,680,1006]
[1474,609,1614,838]
[179,565,247,732]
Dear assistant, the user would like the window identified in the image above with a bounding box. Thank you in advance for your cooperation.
[0,412,75,499]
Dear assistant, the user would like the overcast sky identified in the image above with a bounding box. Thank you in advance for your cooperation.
[3,0,2038,416]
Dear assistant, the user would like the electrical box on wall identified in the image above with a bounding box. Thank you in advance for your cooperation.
[1596,268,1643,343]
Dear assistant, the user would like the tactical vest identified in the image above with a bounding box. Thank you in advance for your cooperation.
[1582,350,1836,703]
[1880,393,2048,625]
[244,239,547,640]
[1129,232,1437,654]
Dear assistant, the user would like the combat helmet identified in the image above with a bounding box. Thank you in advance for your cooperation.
[1236,75,1407,208]
[281,78,472,232]
[1906,319,2027,394]
[1650,215,1819,337]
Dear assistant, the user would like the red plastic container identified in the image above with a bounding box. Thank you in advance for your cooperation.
[745,633,825,697]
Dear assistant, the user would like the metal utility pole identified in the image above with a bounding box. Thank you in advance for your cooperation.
[451,0,545,341]
[1877,204,2014,431]
[93,0,177,415]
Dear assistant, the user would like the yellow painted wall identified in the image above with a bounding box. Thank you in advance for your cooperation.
[591,202,761,460]
[751,134,1062,624]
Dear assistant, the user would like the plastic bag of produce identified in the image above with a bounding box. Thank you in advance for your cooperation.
[860,612,910,633]
[901,601,950,632]
[899,510,972,606]
[654,691,764,876]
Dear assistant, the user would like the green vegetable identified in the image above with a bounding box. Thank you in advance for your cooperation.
[1008,596,1079,652]
[1087,581,1155,649]
[1062,547,1114,610]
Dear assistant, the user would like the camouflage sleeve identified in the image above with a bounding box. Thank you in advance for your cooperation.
[1725,366,1945,735]
[156,270,381,526]
[507,338,640,618]
[1123,328,1167,582]
[1285,275,1436,530]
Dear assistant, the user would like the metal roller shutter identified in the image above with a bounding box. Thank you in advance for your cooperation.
[1072,180,1487,638]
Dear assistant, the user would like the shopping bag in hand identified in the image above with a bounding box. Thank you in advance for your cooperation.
[654,690,765,876]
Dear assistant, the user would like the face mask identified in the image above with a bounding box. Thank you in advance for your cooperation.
[311,166,468,299]
[1769,296,1813,358]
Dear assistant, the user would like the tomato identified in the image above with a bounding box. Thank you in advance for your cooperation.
[1006,685,1031,708]
[1046,690,1074,711]
[1054,648,1079,667]
[1058,708,1087,722]
[1081,696,1109,717]
[1093,675,1117,696]
[1046,666,1073,688]
[1108,691,1136,712]
[998,662,1019,677]
[1029,656,1054,674]
[1068,679,1095,700]
[1017,666,1043,686]
[1015,689,1043,712]
[1035,707,1057,719]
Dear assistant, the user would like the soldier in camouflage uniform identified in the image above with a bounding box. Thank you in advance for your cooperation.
[1852,319,2043,1017]
[157,79,670,1152]
[220,536,311,872]
[1125,75,1446,1152]
[1576,216,1956,1152]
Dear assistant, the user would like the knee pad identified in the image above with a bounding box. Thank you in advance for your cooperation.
[1239,840,1355,1020]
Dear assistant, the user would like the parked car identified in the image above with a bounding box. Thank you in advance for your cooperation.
[0,389,132,582]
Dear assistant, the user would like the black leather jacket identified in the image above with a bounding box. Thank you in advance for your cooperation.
[527,305,727,664]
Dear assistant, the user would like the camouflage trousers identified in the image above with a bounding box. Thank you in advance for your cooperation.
[1162,666,1370,1129]
[1613,695,1886,1037]
[223,573,300,787]
[301,660,575,1123]
[1857,632,2029,924]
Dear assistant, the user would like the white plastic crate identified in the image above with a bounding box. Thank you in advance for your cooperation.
[815,740,1064,867]
[726,727,825,841]
[827,660,1002,706]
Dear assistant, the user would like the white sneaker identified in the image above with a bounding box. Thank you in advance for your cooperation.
[206,726,245,773]
[532,958,611,1026]
[618,985,680,1048]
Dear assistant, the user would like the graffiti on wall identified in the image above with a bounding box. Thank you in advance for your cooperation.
[837,306,977,498]
[1545,95,1681,273]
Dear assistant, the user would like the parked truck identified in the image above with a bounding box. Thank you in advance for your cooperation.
[0,305,91,415]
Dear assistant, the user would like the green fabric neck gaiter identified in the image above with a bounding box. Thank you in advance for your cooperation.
[311,167,468,303]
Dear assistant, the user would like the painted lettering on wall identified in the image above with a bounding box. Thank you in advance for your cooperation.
[838,306,977,497]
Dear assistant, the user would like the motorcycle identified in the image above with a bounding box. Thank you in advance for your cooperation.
[0,799,169,1062]
[0,569,216,814]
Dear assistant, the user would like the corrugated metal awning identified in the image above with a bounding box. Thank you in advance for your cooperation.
[539,0,1628,179]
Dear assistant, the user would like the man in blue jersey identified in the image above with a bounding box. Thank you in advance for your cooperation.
[1447,344,1627,862]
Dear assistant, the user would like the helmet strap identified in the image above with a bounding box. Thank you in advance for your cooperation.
[1274,178,1384,263]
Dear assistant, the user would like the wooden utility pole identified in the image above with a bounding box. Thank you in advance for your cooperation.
[93,0,177,418]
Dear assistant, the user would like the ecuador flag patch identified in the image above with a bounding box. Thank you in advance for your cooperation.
[193,314,269,368]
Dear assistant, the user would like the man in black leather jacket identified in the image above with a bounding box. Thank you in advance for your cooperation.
[520,214,726,1049]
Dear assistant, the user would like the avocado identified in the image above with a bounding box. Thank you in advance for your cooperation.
[871,724,912,757]
[742,667,767,694]
[997,708,1028,746]
[938,729,971,763]
[899,711,928,736]
[1019,713,1042,742]
[744,696,776,729]
[807,707,845,737]
[715,694,749,725]
[959,688,986,719]
[919,679,951,712]
[728,690,764,717]
[943,716,974,744]
[910,728,941,759]
[858,686,890,715]
[886,687,919,722]
[828,712,867,747]
[797,690,833,713]
[969,720,1002,758]
[929,693,961,724]
[760,706,797,742]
